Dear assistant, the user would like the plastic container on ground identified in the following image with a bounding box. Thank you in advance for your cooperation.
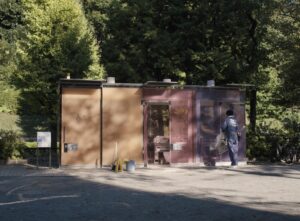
[126,160,136,172]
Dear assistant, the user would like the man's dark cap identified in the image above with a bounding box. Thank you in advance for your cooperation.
[226,110,234,116]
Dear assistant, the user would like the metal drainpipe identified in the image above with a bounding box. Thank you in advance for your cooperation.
[100,83,103,168]
[58,83,62,168]
[250,88,257,132]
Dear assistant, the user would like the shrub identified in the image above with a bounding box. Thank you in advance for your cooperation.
[247,114,300,163]
[0,129,25,160]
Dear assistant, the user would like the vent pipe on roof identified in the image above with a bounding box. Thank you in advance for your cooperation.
[66,73,71,79]
[207,80,215,87]
[163,78,171,83]
[107,77,115,84]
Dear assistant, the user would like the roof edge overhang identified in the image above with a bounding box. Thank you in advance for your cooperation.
[59,79,105,88]
[59,78,247,91]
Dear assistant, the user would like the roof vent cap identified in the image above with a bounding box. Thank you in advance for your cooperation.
[207,80,215,87]
[107,77,115,84]
[163,78,172,83]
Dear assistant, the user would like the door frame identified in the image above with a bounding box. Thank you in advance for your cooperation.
[142,100,171,167]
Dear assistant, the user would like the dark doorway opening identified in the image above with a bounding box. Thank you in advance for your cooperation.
[146,104,170,164]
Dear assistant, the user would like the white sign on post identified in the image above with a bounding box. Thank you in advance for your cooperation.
[37,132,51,148]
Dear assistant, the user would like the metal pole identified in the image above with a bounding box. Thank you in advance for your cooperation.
[49,147,52,168]
[169,103,172,166]
[36,147,39,169]
[250,89,257,132]
[143,102,148,167]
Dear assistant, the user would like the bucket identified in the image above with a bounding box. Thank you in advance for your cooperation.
[126,160,136,172]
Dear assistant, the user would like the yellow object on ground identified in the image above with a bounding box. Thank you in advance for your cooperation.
[112,159,123,172]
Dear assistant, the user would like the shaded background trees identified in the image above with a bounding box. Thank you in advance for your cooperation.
[83,0,270,84]
[0,0,22,115]
[247,0,300,162]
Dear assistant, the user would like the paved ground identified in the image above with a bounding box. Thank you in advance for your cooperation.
[0,164,299,221]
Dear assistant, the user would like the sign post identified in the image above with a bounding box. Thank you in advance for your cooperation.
[37,132,51,168]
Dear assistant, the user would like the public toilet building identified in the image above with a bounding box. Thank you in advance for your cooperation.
[59,79,246,168]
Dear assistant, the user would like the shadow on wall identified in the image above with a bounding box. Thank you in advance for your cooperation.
[103,88,143,165]
[62,92,100,166]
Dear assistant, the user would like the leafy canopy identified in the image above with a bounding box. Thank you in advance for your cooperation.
[84,0,269,85]
[14,0,104,138]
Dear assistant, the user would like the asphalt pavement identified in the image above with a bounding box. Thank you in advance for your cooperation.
[0,164,299,221]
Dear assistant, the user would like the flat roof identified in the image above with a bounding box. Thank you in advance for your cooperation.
[60,79,104,88]
[59,78,245,90]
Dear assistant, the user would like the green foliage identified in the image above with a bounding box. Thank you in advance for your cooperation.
[0,129,25,160]
[0,0,22,34]
[0,1,23,116]
[82,0,111,44]
[247,112,300,163]
[25,141,37,148]
[84,0,270,84]
[0,113,21,132]
[263,0,300,106]
[18,0,104,80]
[12,0,105,143]
[0,81,19,114]
[0,112,50,139]
[245,0,300,162]
[0,38,18,82]
[0,0,23,82]
[247,68,300,162]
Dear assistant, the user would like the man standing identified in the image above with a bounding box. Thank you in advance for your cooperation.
[221,110,240,167]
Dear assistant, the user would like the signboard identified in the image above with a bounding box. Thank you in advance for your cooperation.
[37,132,51,148]
[64,143,78,152]
[171,142,186,151]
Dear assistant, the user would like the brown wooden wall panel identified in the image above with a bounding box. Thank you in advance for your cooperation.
[102,88,143,165]
[61,88,101,167]
[143,88,195,164]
